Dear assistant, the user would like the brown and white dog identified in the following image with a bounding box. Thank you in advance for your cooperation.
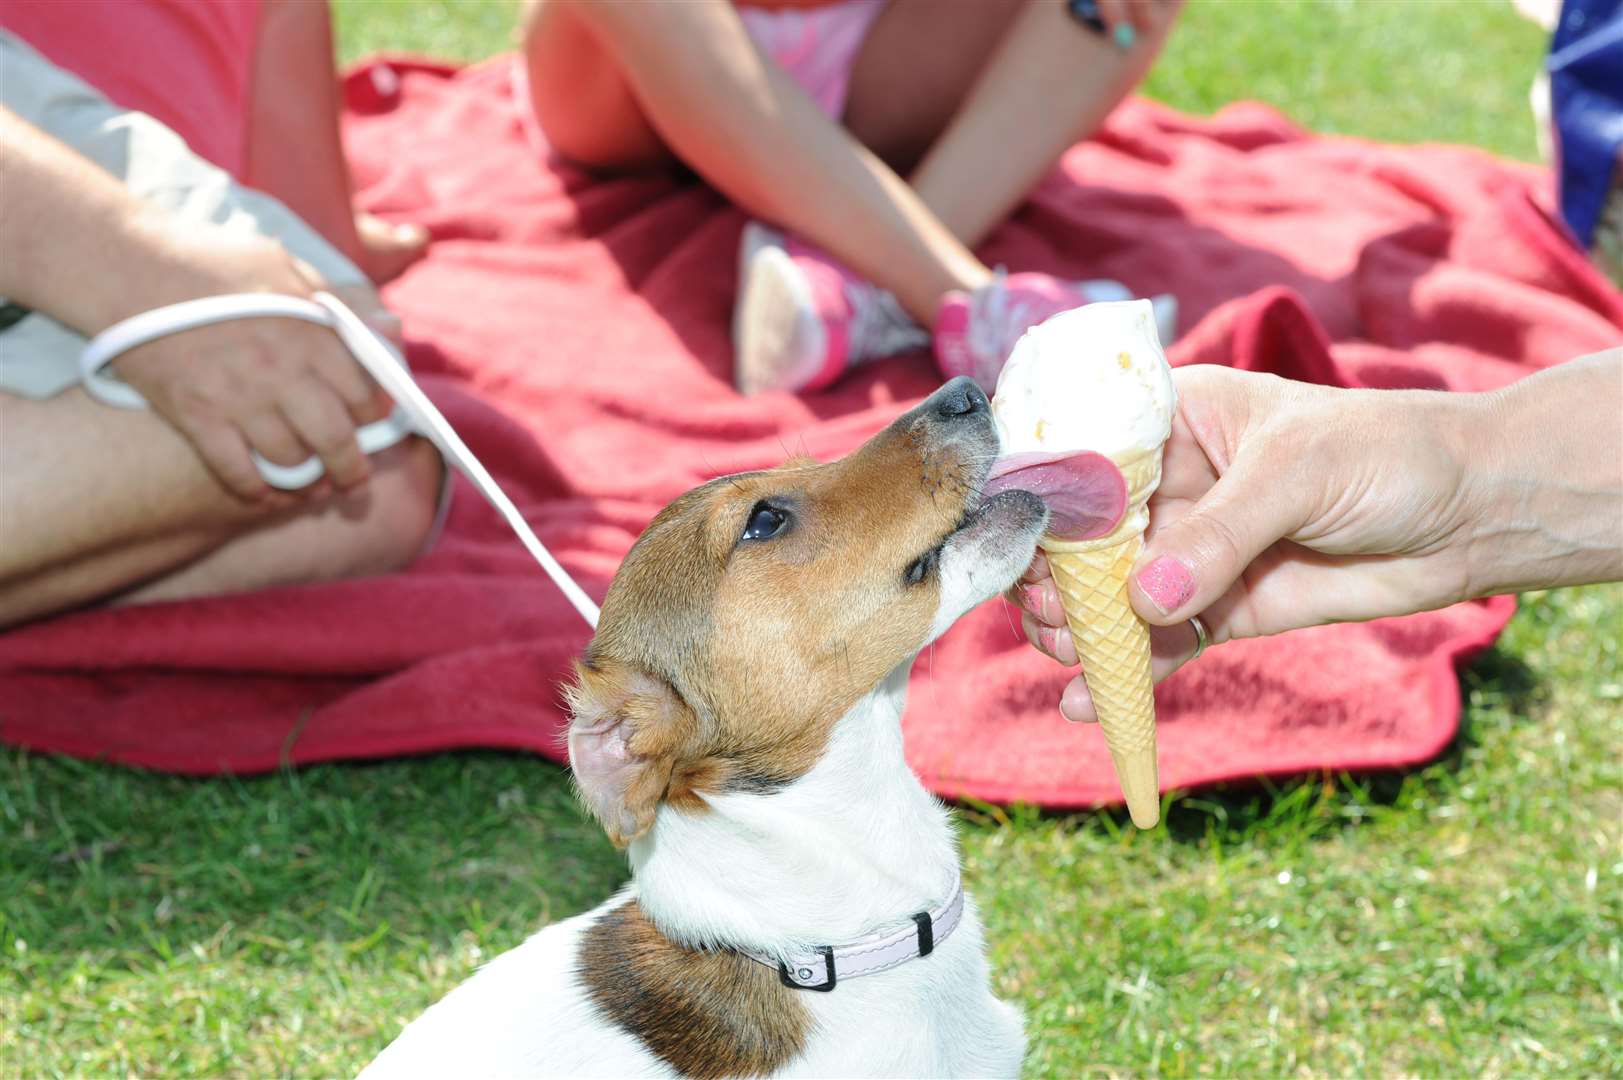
[363,378,1044,1078]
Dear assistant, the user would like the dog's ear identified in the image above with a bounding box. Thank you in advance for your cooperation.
[565,659,697,847]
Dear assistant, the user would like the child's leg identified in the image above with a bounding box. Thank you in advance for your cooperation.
[521,0,673,171]
[521,0,987,324]
[847,0,1183,250]
[247,0,427,283]
[908,0,1183,249]
[840,0,1027,179]
[524,0,1182,392]
[838,0,1186,387]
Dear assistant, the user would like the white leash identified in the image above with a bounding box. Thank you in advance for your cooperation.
[80,292,601,629]
[80,293,413,489]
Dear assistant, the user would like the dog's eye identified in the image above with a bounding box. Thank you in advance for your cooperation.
[742,501,790,542]
[904,548,937,586]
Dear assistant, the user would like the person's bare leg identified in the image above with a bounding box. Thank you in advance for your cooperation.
[116,437,440,605]
[523,0,987,323]
[0,389,443,628]
[522,0,674,171]
[903,0,1184,249]
[841,0,1027,180]
[247,0,427,283]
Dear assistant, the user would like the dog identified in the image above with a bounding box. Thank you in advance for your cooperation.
[362,377,1046,1078]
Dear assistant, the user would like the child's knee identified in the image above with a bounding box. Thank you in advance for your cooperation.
[521,0,670,171]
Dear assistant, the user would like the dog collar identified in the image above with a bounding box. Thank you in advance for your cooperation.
[738,875,966,992]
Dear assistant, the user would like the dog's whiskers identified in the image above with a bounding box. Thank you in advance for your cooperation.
[1000,593,1022,642]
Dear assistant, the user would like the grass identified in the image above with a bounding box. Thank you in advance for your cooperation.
[981,585,1622,1077]
[1143,0,1544,162]
[5,1,1615,1077]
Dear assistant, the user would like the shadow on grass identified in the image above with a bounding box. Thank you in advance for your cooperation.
[0,748,627,966]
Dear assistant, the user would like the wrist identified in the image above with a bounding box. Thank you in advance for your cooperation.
[87,212,312,334]
[1451,356,1623,597]
[79,205,191,332]
[1446,387,1515,600]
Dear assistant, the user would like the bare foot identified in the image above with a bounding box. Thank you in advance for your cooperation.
[355,211,428,283]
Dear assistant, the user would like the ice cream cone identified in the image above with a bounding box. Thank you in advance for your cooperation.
[1041,447,1163,828]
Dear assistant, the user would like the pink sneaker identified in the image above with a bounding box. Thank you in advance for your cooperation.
[935,271,1178,390]
[733,223,927,395]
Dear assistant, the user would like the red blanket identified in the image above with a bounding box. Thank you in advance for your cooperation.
[3,59,1618,808]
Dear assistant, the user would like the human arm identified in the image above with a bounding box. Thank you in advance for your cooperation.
[1013,352,1623,720]
[0,105,389,499]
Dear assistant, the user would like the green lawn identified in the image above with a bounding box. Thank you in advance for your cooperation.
[7,2,1620,1077]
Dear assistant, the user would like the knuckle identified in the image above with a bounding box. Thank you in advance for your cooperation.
[311,422,359,456]
[228,471,265,499]
[319,431,368,477]
[292,380,358,438]
[355,395,391,426]
[1033,584,1062,624]
[207,448,263,498]
[166,407,212,443]
[329,451,367,483]
[1053,628,1076,664]
[171,379,224,419]
[1192,509,1252,573]
[258,446,305,468]
[312,339,360,375]
[317,422,364,463]
[254,426,307,467]
[331,359,372,394]
[318,357,377,408]
[1021,613,1044,650]
[243,336,287,376]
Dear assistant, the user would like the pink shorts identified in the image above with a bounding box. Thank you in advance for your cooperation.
[516,0,887,156]
[736,0,887,120]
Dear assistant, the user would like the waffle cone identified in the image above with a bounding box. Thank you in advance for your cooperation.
[1042,449,1164,828]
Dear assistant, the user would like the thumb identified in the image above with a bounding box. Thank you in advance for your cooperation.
[1130,454,1303,625]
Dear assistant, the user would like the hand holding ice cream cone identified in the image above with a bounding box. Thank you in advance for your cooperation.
[982,299,1176,829]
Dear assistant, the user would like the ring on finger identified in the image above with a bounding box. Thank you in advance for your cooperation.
[1188,614,1210,662]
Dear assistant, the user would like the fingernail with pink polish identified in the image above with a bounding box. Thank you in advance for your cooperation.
[1021,585,1044,615]
[1136,555,1196,615]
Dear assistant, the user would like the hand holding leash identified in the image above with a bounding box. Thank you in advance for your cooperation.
[83,290,602,629]
[79,237,395,502]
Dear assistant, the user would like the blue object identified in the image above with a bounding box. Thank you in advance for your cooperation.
[1066,0,1137,49]
[1549,0,1623,247]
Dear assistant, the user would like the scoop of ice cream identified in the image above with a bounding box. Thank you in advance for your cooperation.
[982,299,1175,540]
[991,298,1176,460]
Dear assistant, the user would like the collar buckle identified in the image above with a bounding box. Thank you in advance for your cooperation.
[778,945,837,992]
[911,910,935,956]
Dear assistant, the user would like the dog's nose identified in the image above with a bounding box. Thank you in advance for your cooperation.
[932,376,988,420]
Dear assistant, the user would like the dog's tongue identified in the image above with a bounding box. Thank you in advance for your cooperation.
[983,451,1128,541]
